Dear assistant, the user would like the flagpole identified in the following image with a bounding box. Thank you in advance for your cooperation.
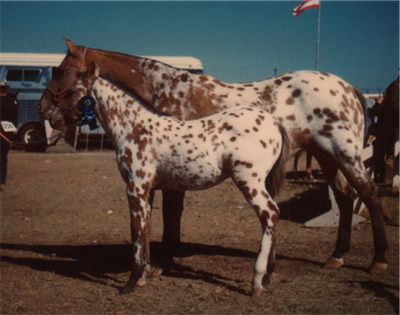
[315,2,321,71]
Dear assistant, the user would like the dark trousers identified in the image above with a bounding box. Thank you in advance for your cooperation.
[373,133,395,183]
[1,139,10,185]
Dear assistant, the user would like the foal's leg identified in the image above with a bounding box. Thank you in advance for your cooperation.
[234,177,279,296]
[121,184,153,295]
[252,192,279,296]
[264,233,276,286]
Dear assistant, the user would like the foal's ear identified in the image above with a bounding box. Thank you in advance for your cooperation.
[86,62,100,80]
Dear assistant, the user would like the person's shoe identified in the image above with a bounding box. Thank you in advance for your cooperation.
[0,184,5,191]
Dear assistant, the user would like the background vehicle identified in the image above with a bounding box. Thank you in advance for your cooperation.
[0,53,203,151]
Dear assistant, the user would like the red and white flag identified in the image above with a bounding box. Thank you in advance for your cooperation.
[292,0,320,17]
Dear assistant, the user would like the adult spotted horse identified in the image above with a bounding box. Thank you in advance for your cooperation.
[38,39,388,281]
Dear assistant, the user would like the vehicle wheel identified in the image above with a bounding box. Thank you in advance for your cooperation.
[18,123,47,152]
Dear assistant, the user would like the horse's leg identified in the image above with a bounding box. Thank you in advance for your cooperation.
[312,152,356,268]
[147,190,184,278]
[337,162,388,272]
[160,190,185,262]
[314,152,388,271]
[121,184,152,295]
[293,151,300,175]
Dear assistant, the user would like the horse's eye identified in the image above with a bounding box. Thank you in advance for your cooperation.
[52,67,63,79]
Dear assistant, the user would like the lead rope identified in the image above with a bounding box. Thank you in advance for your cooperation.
[0,122,79,150]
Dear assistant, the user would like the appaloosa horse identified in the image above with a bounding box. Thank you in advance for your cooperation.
[38,38,388,275]
[53,62,289,295]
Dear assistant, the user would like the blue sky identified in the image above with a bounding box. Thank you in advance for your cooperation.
[1,1,398,93]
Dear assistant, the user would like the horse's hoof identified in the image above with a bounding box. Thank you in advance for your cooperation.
[324,257,344,269]
[369,261,388,273]
[147,266,163,278]
[120,283,134,295]
[252,287,264,296]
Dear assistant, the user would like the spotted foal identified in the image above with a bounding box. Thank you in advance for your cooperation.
[67,63,289,295]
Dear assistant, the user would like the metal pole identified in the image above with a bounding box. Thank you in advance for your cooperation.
[316,3,321,71]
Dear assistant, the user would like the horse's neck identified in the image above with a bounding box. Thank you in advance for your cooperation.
[86,48,266,120]
[88,49,187,107]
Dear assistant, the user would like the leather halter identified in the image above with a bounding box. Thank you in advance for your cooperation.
[46,48,87,112]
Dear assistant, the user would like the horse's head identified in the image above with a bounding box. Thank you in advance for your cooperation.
[55,62,101,129]
[38,37,88,129]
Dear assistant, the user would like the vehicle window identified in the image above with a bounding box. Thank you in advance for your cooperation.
[6,69,41,82]
[24,70,40,81]
[6,69,23,81]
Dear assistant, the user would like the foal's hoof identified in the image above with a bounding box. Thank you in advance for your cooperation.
[252,287,264,296]
[147,265,164,278]
[324,257,344,269]
[369,261,388,273]
[137,277,147,287]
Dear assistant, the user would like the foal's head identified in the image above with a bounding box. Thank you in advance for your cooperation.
[71,62,100,100]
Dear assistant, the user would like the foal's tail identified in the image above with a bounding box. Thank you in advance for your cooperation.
[265,123,290,198]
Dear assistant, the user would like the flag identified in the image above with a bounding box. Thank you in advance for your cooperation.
[292,0,320,17]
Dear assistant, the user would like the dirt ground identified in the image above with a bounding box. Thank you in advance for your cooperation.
[1,142,399,314]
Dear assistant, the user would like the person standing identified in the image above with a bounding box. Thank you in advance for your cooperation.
[370,76,399,184]
[1,82,19,191]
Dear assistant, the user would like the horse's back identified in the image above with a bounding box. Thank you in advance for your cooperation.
[259,71,364,148]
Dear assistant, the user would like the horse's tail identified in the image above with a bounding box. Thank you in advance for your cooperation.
[352,86,369,141]
[353,87,366,110]
[265,122,290,198]
[353,87,367,125]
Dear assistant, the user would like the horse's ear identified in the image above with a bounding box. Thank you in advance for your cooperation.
[63,36,79,55]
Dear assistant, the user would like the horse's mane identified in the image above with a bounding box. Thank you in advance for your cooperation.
[100,77,173,118]
[86,47,198,118]
[95,47,191,76]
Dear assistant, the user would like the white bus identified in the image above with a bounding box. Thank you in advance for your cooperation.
[0,53,203,150]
